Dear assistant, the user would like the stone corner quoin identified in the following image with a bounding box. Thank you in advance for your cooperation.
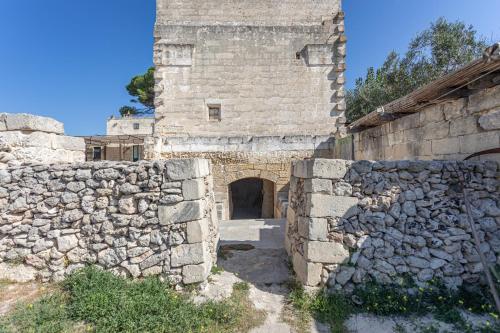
[0,158,217,286]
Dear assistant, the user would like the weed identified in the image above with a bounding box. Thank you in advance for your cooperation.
[211,265,224,275]
[1,266,265,333]
[233,281,250,292]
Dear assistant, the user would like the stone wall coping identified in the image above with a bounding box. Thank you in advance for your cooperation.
[0,113,65,135]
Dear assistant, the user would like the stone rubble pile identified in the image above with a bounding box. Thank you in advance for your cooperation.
[287,159,500,290]
[0,159,217,284]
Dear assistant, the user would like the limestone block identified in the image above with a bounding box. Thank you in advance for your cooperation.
[292,252,322,286]
[171,242,207,267]
[306,194,359,218]
[56,235,78,252]
[186,219,209,243]
[459,132,499,154]
[182,178,206,200]
[468,85,500,114]
[303,178,332,194]
[449,116,479,137]
[479,109,500,130]
[431,137,460,155]
[158,201,204,224]
[182,262,210,284]
[298,217,328,241]
[304,241,349,264]
[52,135,86,151]
[165,159,210,180]
[0,113,64,134]
[293,159,347,179]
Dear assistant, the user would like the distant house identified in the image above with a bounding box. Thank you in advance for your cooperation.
[83,116,154,162]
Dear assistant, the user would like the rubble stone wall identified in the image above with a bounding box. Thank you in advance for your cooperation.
[0,159,218,285]
[286,158,499,291]
[0,113,85,168]
[353,85,500,163]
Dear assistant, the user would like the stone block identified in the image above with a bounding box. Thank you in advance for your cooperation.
[306,194,359,218]
[52,135,86,151]
[182,262,210,284]
[56,235,78,252]
[158,201,204,224]
[422,121,449,140]
[293,159,347,179]
[292,252,322,286]
[459,132,499,154]
[186,219,209,243]
[1,113,64,134]
[303,178,332,194]
[171,242,207,267]
[479,109,500,130]
[165,159,210,180]
[298,217,328,241]
[468,85,500,114]
[449,116,479,137]
[431,137,460,155]
[182,178,206,200]
[304,241,349,264]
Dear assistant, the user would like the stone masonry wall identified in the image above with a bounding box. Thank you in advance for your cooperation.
[0,159,218,285]
[146,135,336,220]
[286,159,499,291]
[0,113,85,168]
[353,85,500,162]
[154,0,346,137]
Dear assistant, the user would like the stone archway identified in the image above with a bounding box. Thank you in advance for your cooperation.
[228,177,275,219]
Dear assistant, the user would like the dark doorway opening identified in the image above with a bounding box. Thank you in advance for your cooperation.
[229,178,275,219]
[230,178,263,219]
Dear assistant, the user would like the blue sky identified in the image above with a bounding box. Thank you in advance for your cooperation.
[0,0,499,136]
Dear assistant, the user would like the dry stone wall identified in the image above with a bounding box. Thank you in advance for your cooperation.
[0,113,85,168]
[0,159,217,285]
[286,158,500,291]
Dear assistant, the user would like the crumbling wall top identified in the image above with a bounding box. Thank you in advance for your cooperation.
[0,113,65,135]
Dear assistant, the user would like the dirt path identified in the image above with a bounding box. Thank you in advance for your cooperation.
[204,219,329,333]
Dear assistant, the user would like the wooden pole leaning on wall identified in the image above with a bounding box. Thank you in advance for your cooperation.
[452,163,500,315]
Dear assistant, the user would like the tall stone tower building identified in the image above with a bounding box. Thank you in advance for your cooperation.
[150,0,346,220]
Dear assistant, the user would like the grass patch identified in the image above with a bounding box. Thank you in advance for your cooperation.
[1,266,265,333]
[285,280,351,333]
[210,265,224,275]
[286,277,499,333]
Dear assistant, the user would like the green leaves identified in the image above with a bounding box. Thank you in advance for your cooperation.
[346,18,486,123]
[120,67,155,116]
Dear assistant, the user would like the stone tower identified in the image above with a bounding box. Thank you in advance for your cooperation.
[150,0,346,220]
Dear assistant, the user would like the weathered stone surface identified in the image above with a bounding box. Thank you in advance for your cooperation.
[304,241,349,263]
[182,263,210,284]
[56,235,78,252]
[293,252,322,286]
[171,242,206,267]
[182,178,205,200]
[478,109,500,130]
[186,219,209,243]
[306,194,359,218]
[158,201,204,224]
[165,159,210,180]
[1,113,64,134]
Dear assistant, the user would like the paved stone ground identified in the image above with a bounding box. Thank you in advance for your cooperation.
[199,218,329,333]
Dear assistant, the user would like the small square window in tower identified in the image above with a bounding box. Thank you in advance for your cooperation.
[208,105,221,121]
[133,123,140,130]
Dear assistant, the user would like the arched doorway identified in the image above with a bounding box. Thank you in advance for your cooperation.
[229,178,275,219]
